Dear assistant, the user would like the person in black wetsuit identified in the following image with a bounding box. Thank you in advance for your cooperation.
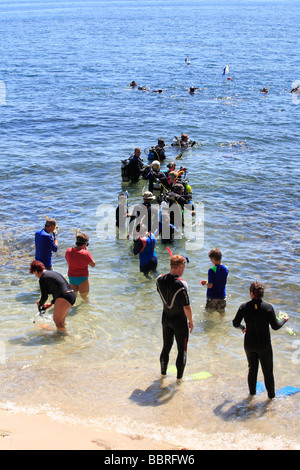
[143,160,168,197]
[128,191,159,237]
[156,255,194,380]
[164,183,195,235]
[30,260,76,333]
[126,147,144,183]
[232,281,289,399]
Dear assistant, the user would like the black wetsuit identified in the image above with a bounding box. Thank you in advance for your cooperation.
[39,270,76,307]
[144,169,168,194]
[156,274,190,379]
[233,299,287,398]
[153,145,166,161]
[129,202,159,236]
[126,155,144,183]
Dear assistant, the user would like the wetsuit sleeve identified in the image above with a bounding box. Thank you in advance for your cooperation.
[207,267,215,285]
[232,303,246,330]
[133,238,143,255]
[180,280,190,306]
[181,288,190,306]
[39,276,49,307]
[269,306,287,330]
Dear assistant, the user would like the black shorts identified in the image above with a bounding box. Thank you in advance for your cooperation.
[57,291,76,306]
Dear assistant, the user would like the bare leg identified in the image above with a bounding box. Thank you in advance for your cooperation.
[53,298,72,333]
[78,278,90,301]
[69,283,79,298]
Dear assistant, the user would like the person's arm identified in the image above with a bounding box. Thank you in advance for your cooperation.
[133,238,143,255]
[232,304,246,333]
[200,267,214,289]
[49,233,58,252]
[183,305,193,333]
[88,253,96,268]
[38,277,49,308]
[200,280,213,288]
[269,306,288,330]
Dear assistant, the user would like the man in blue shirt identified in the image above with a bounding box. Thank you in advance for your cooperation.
[35,218,58,270]
[201,248,229,313]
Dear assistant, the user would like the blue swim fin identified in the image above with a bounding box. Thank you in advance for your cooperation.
[276,386,300,398]
[256,381,265,394]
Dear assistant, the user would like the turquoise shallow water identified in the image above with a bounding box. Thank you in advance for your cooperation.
[0,0,299,449]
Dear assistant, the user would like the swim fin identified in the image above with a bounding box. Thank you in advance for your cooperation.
[256,381,265,394]
[276,386,300,397]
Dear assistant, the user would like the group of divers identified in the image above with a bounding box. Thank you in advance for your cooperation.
[119,132,197,276]
[117,134,292,397]
[30,133,196,329]
[129,63,300,95]
[29,131,293,398]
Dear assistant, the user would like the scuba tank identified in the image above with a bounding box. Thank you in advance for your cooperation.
[121,159,130,182]
[148,147,156,161]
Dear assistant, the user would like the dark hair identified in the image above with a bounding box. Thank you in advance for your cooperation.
[45,218,56,227]
[208,248,222,261]
[76,233,89,246]
[29,260,45,273]
[250,281,264,300]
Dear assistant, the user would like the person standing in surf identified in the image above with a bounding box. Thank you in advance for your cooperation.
[29,260,76,333]
[232,281,288,399]
[65,233,96,300]
[200,248,229,313]
[156,255,193,381]
[35,218,58,270]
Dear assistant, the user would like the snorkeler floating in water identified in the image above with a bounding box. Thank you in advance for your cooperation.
[171,134,196,148]
[291,85,300,94]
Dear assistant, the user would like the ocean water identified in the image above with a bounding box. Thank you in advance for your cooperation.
[0,0,299,450]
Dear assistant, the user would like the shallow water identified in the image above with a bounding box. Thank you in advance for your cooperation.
[0,0,299,449]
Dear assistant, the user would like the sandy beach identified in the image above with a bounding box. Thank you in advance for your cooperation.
[0,409,179,451]
[0,407,299,451]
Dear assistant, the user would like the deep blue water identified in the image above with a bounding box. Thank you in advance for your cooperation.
[0,0,299,449]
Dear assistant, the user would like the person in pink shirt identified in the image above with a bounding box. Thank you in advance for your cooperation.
[65,233,96,300]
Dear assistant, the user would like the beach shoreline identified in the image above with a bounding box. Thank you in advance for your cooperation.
[0,408,178,451]
[0,407,299,451]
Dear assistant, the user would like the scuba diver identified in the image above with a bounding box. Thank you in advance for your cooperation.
[164,161,176,179]
[166,167,192,199]
[116,192,129,236]
[171,133,196,148]
[189,86,199,94]
[128,191,159,238]
[163,183,195,235]
[133,223,157,275]
[157,202,180,244]
[143,160,168,198]
[121,147,145,183]
[147,138,166,162]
